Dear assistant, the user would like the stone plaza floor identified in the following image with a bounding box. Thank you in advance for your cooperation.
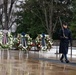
[0,46,76,75]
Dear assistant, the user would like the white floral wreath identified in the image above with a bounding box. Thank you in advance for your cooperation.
[35,34,53,51]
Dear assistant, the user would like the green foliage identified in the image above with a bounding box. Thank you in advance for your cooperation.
[69,0,76,39]
[70,22,76,39]
[16,0,47,39]
[15,0,76,40]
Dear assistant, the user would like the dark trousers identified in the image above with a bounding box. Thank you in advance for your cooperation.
[60,53,68,61]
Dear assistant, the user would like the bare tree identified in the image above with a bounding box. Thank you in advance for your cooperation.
[0,0,18,30]
[43,0,53,39]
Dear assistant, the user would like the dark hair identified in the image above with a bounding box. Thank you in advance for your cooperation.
[62,22,68,26]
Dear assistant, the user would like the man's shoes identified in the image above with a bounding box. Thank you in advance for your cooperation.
[65,60,69,63]
[60,59,64,63]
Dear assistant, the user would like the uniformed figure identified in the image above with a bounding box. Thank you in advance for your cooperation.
[59,22,72,63]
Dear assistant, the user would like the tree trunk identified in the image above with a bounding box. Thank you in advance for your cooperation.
[2,0,16,30]
[44,6,49,34]
[49,0,53,39]
[3,0,8,30]
[43,0,53,40]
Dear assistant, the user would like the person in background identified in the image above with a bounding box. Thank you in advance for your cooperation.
[59,22,72,63]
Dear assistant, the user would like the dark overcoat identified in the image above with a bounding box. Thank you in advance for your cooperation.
[59,28,72,54]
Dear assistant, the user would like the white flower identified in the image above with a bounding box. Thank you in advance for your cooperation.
[40,34,43,38]
[41,46,47,51]
[25,34,29,37]
[0,32,2,35]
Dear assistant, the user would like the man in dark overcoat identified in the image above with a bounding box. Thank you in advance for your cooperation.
[59,22,72,63]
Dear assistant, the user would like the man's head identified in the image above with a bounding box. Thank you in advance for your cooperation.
[62,22,68,28]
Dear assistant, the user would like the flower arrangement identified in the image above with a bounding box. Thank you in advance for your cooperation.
[35,34,53,51]
[0,32,53,51]
[13,38,20,49]
[0,31,3,44]
[18,44,28,51]
[0,43,10,49]
[41,46,47,51]
[12,34,33,51]
[45,35,53,49]
[0,31,13,49]
[35,34,42,50]
[25,34,33,50]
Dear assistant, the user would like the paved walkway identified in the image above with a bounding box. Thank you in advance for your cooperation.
[28,46,76,68]
[34,57,76,67]
[30,46,76,58]
[0,47,76,75]
[31,46,76,58]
